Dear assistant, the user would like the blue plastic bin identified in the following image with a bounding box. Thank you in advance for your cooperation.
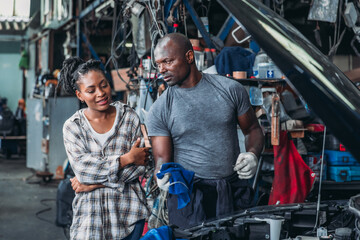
[328,166,360,182]
[324,150,358,166]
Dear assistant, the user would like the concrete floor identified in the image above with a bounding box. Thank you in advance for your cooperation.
[0,154,68,240]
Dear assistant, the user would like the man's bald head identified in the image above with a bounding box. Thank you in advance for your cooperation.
[154,33,200,87]
[156,33,193,57]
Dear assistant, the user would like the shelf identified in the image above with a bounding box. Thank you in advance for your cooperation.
[0,136,26,140]
[233,78,286,83]
[313,180,360,191]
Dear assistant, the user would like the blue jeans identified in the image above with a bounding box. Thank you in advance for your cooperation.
[122,219,145,240]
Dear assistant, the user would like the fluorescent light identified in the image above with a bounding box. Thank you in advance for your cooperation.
[125,43,133,48]
[0,1,14,17]
[0,0,30,17]
[15,0,30,17]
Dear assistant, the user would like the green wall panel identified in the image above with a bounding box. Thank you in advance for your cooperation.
[0,53,23,112]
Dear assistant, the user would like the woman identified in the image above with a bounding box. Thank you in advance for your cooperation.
[60,57,150,240]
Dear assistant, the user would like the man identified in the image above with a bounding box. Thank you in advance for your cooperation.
[145,33,264,228]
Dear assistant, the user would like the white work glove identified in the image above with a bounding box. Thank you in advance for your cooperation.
[233,152,258,179]
[156,172,171,191]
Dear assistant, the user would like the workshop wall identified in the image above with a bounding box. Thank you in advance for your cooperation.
[0,41,22,112]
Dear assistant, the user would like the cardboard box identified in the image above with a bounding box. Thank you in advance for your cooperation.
[111,68,132,91]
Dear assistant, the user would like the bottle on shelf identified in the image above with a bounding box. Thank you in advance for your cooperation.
[253,50,284,79]
[142,56,152,79]
[253,51,269,78]
[211,48,217,60]
[193,46,204,71]
[138,60,144,79]
[197,17,209,38]
[204,48,213,69]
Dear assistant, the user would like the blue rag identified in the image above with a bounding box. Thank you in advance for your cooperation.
[156,163,194,209]
[141,226,172,240]
[214,46,256,77]
[141,226,187,240]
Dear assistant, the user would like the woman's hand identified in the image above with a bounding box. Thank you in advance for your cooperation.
[70,177,104,193]
[120,138,150,168]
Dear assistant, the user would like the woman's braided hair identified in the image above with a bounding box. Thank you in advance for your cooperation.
[58,57,104,95]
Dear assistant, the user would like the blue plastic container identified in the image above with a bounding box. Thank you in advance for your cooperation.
[324,150,359,166]
[328,166,360,182]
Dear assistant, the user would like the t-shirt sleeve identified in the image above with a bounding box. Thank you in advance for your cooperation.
[231,82,251,116]
[145,100,171,137]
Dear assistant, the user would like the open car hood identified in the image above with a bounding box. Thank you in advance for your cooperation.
[217,0,360,161]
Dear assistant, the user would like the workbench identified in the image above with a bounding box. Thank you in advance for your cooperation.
[0,135,26,159]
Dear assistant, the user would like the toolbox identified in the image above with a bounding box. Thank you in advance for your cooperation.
[324,150,358,166]
[328,166,360,182]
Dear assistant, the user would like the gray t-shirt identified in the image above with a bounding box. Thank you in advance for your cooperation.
[146,73,250,179]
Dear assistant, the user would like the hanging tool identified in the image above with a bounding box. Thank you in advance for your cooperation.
[167,0,182,26]
[313,22,322,47]
[271,93,280,146]
[180,3,187,36]
[123,0,145,18]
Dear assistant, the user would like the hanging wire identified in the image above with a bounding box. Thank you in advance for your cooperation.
[337,0,342,42]
[104,6,124,67]
[328,0,345,56]
[150,29,163,68]
[142,0,167,69]
[206,0,212,17]
[145,0,164,37]
[272,0,284,17]
[196,3,208,17]
[103,3,134,90]
[179,3,188,36]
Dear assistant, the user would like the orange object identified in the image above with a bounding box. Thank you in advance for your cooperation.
[55,166,64,180]
[45,79,58,87]
[271,93,280,145]
[18,99,26,111]
[233,71,247,79]
[140,124,151,148]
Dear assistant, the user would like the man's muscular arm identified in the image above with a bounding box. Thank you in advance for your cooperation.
[234,107,264,179]
[238,107,264,157]
[150,136,173,180]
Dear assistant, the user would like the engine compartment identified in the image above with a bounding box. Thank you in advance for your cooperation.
[173,195,360,239]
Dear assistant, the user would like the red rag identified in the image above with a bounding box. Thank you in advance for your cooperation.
[268,131,316,205]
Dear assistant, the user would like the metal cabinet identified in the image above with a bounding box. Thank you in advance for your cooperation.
[26,97,78,177]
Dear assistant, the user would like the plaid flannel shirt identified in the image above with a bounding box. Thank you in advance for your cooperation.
[63,101,150,240]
